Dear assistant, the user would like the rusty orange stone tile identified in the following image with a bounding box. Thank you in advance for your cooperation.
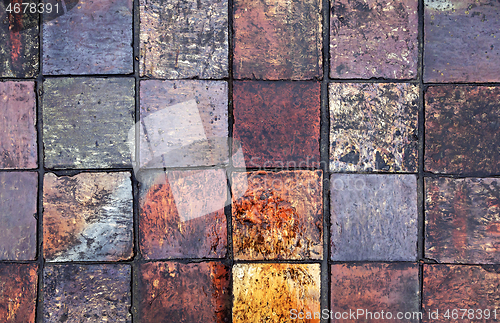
[0,263,37,323]
[0,81,37,169]
[231,170,322,260]
[139,169,227,259]
[331,263,420,323]
[138,261,231,323]
[233,0,322,80]
[233,263,320,323]
[425,177,500,264]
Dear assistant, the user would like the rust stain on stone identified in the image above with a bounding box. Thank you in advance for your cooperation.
[0,263,37,323]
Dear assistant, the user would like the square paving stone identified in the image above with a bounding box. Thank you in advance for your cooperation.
[0,81,37,169]
[233,263,321,323]
[331,263,420,322]
[424,0,500,82]
[0,263,37,323]
[43,78,135,169]
[425,86,500,175]
[233,0,322,80]
[44,264,131,322]
[139,169,227,259]
[138,261,231,323]
[140,0,228,79]
[329,83,419,172]
[330,174,418,261]
[43,172,133,262]
[330,0,418,79]
[426,177,500,264]
[139,80,228,169]
[233,81,320,168]
[43,0,133,75]
[231,170,322,260]
[0,172,37,260]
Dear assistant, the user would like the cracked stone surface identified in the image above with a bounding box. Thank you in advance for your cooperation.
[0,263,37,323]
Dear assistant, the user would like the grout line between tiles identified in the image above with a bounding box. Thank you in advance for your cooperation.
[418,0,425,320]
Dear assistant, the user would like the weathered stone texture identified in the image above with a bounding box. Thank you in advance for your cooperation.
[0,263,37,323]
[43,172,133,262]
[329,83,419,172]
[233,0,322,80]
[330,174,418,261]
[43,78,135,169]
[330,0,418,79]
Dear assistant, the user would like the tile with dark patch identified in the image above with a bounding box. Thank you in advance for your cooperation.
[425,86,500,175]
[233,81,320,168]
[43,78,135,169]
[0,172,37,260]
[331,174,418,261]
[426,177,500,264]
[0,263,37,323]
[331,263,420,322]
[43,0,133,75]
[231,170,322,260]
[140,0,228,79]
[44,264,131,322]
[138,261,231,323]
[43,172,133,262]
[0,81,37,169]
[139,169,227,259]
[233,263,320,323]
[329,83,418,172]
[233,0,322,80]
[424,0,500,82]
[330,0,418,79]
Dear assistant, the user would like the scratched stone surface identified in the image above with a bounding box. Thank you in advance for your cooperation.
[0,264,37,323]
[329,83,419,172]
[43,172,133,262]
[138,261,231,323]
[425,86,500,175]
[44,264,131,322]
[425,177,500,264]
[233,0,322,80]
[0,172,37,261]
[331,174,418,261]
[231,170,322,260]
[423,265,500,322]
[233,263,320,323]
[233,81,321,168]
[139,169,227,259]
[43,0,133,75]
[331,263,420,323]
[0,81,37,169]
[140,0,228,79]
[330,0,418,79]
[43,78,135,169]
[139,80,228,169]
[424,0,500,82]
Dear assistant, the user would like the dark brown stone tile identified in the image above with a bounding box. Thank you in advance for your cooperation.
[43,172,133,261]
[231,170,322,260]
[43,0,133,75]
[0,263,37,323]
[0,81,37,169]
[139,169,227,259]
[329,83,419,172]
[233,81,320,168]
[44,264,131,322]
[426,177,500,264]
[43,78,135,169]
[425,86,500,175]
[424,0,500,82]
[233,0,322,80]
[138,261,231,323]
[0,172,37,260]
[330,0,418,79]
[140,0,228,79]
[233,263,320,322]
[331,263,420,322]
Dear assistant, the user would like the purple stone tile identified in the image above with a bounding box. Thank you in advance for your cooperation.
[0,263,38,323]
